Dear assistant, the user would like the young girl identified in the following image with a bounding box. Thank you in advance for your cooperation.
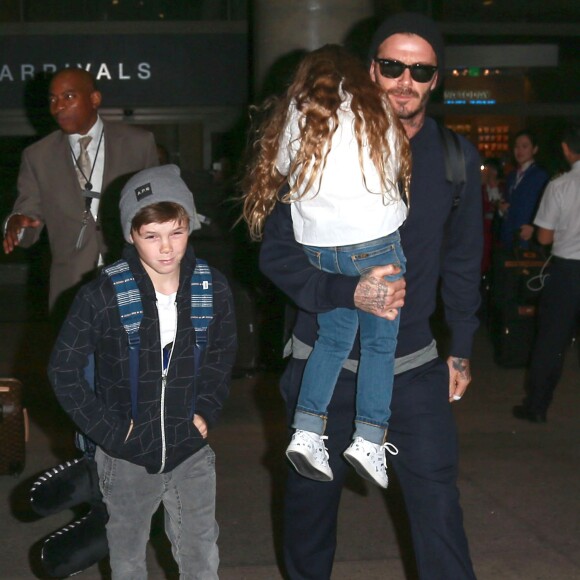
[243,44,411,488]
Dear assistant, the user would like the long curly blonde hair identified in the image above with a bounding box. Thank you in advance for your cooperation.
[242,44,411,241]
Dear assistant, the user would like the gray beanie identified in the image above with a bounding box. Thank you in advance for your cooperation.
[119,164,201,242]
[368,12,445,87]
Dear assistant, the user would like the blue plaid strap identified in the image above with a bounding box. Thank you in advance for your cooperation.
[104,260,143,420]
[190,258,213,352]
[104,260,143,346]
[190,258,213,419]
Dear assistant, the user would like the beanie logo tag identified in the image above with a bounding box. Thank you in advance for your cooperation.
[135,183,153,201]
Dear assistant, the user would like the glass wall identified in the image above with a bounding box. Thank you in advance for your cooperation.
[375,0,580,23]
[0,0,248,22]
[439,0,579,23]
[3,1,579,23]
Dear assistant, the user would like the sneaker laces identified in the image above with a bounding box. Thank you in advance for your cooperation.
[367,441,397,474]
[367,440,398,470]
[313,434,330,463]
[383,441,399,456]
[294,430,330,462]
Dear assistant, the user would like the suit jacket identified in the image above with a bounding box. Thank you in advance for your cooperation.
[13,120,158,309]
[500,163,549,248]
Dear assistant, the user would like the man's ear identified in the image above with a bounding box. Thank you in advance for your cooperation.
[90,90,102,110]
[561,142,571,162]
[369,61,377,83]
[430,71,439,92]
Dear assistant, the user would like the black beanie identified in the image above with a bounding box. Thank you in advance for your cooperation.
[368,12,445,87]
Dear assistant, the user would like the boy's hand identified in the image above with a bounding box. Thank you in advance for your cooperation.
[193,414,208,438]
[124,419,134,442]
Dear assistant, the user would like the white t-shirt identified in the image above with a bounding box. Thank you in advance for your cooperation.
[276,95,407,247]
[156,291,177,350]
[534,161,580,260]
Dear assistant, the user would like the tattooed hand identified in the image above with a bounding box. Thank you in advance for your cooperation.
[447,356,472,402]
[353,264,405,320]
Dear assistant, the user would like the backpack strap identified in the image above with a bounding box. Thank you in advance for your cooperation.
[76,259,143,455]
[104,260,143,420]
[189,259,213,421]
[190,258,213,355]
[438,124,466,210]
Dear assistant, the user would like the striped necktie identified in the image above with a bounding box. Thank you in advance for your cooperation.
[76,135,93,189]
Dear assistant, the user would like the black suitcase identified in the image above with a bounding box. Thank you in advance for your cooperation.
[491,304,538,368]
[0,377,28,476]
[491,248,545,307]
[230,280,261,375]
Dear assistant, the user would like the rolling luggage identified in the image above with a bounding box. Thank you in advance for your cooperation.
[0,377,28,476]
[490,247,545,307]
[492,304,538,368]
[230,280,261,375]
[489,247,546,367]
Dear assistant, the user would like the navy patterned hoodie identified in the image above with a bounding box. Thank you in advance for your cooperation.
[48,243,237,474]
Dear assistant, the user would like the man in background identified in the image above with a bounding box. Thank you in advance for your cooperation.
[514,123,580,423]
[3,68,158,315]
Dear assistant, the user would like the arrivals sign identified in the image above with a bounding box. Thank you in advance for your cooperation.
[0,33,248,109]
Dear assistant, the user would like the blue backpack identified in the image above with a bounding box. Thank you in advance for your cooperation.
[76,258,213,456]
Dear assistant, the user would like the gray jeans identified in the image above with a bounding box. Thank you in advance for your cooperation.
[95,445,219,579]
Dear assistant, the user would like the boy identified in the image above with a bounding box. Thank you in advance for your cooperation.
[48,164,237,578]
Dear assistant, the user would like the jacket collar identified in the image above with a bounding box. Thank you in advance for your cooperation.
[121,242,198,300]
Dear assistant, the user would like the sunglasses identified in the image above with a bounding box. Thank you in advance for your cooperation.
[374,58,438,83]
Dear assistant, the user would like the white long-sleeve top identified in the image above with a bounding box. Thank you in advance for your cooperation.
[276,96,407,247]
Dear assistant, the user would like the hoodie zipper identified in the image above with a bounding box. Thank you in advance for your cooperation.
[157,301,177,474]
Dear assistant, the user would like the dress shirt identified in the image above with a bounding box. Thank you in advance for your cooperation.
[68,115,105,221]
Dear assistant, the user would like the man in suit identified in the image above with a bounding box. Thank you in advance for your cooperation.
[498,129,549,250]
[3,68,158,312]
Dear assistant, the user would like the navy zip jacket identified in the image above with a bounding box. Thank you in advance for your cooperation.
[260,117,483,361]
[49,243,237,474]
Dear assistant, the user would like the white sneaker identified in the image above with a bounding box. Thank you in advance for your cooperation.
[343,437,399,489]
[286,430,333,482]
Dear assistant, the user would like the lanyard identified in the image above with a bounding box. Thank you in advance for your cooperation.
[70,129,104,192]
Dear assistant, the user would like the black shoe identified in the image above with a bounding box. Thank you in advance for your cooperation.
[512,405,547,424]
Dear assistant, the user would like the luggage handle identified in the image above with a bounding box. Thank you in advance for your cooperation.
[23,407,29,443]
[0,384,29,442]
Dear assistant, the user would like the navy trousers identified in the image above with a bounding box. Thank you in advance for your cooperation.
[526,257,580,415]
[280,356,476,580]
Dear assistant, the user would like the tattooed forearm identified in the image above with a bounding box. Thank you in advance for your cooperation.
[450,357,471,382]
